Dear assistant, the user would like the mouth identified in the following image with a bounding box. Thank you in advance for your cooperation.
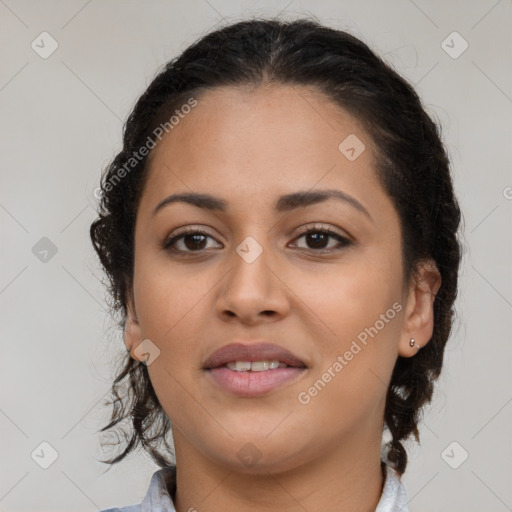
[202,342,307,370]
[223,360,297,371]
[202,342,308,397]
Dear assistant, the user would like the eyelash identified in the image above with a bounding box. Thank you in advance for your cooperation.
[161,224,353,255]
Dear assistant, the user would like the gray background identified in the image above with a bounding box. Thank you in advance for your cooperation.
[1,1,511,511]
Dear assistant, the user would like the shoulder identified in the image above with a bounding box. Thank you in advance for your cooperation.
[99,505,142,512]
[98,507,140,512]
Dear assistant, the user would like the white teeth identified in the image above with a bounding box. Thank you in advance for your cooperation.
[226,361,251,371]
[225,360,288,372]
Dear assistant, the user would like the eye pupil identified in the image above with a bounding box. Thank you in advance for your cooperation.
[306,232,328,249]
[185,234,207,250]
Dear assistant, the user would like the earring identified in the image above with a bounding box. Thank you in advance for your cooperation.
[409,338,421,350]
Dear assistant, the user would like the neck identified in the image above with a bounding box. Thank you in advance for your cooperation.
[172,428,386,512]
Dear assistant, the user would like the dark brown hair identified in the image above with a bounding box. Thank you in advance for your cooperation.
[90,17,463,476]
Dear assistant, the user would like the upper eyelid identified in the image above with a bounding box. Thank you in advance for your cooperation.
[168,223,348,238]
[294,223,348,236]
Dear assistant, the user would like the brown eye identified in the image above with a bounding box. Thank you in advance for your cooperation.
[291,226,353,251]
[162,228,222,253]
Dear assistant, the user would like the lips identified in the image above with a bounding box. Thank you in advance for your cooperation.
[202,342,307,370]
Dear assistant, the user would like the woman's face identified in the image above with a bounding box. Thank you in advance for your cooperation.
[125,84,436,474]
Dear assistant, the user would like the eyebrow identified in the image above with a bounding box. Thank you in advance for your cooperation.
[152,189,372,220]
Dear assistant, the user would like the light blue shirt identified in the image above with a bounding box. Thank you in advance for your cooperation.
[100,463,409,512]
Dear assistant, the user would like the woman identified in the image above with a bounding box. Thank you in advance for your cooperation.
[91,17,462,512]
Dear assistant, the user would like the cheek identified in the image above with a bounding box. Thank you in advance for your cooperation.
[134,255,214,341]
[294,309,401,440]
[133,259,215,388]
[291,252,402,338]
[290,255,403,399]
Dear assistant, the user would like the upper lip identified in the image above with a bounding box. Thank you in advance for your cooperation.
[202,342,307,369]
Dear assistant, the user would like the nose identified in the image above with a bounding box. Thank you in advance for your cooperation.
[215,239,291,325]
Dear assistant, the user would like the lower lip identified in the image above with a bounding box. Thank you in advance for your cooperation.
[205,366,307,397]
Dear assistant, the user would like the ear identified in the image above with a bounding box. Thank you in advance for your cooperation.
[124,289,142,362]
[398,259,442,357]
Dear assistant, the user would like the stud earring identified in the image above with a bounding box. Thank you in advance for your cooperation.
[409,338,421,350]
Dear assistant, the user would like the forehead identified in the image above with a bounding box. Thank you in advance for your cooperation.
[139,84,388,219]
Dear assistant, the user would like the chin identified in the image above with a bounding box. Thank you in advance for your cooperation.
[205,438,307,475]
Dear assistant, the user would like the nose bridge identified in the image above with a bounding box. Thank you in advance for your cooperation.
[230,230,274,293]
[216,228,288,322]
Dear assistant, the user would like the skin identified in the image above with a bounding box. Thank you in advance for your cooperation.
[123,83,441,512]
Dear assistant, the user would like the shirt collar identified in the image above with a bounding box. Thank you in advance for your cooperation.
[135,462,409,512]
